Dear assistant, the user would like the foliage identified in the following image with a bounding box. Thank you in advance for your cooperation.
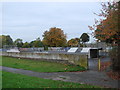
[22,42,30,48]
[1,56,86,72]
[42,27,67,47]
[67,38,83,47]
[2,71,99,88]
[44,45,48,50]
[109,47,120,71]
[88,1,119,44]
[14,38,23,47]
[0,35,13,48]
[67,38,79,47]
[29,37,43,47]
[80,33,89,43]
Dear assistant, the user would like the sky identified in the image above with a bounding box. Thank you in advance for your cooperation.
[1,2,103,43]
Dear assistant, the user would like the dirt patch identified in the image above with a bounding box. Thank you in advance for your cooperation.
[100,61,120,80]
[100,61,111,71]
[107,71,120,80]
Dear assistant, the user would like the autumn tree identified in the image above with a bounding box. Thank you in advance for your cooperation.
[42,27,67,47]
[88,1,120,71]
[67,38,79,47]
[88,1,119,44]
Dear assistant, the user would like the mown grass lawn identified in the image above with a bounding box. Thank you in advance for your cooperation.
[2,71,100,88]
[1,56,86,72]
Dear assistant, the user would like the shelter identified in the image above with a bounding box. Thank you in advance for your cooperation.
[81,47,100,58]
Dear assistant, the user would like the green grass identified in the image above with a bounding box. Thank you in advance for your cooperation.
[1,56,86,72]
[2,71,100,88]
[0,70,1,89]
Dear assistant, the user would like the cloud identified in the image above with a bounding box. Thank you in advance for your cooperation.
[2,2,101,42]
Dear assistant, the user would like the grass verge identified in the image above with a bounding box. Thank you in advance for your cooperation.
[1,56,86,72]
[2,71,100,88]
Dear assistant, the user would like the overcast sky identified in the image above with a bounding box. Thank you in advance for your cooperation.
[1,2,102,43]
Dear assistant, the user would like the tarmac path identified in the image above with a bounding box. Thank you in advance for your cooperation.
[1,66,119,88]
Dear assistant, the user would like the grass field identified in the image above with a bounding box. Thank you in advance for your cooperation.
[1,56,86,72]
[2,71,100,88]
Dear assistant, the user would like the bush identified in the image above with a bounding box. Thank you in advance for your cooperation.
[44,46,48,50]
[109,46,120,72]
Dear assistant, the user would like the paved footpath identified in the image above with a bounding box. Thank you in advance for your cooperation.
[0,66,119,88]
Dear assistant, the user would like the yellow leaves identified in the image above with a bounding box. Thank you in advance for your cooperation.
[67,38,78,47]
[42,27,67,47]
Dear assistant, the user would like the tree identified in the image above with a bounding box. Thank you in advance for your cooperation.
[88,1,119,44]
[42,27,67,47]
[67,38,83,47]
[14,38,23,48]
[22,42,30,48]
[0,35,13,48]
[88,1,120,71]
[80,33,89,44]
[67,38,78,47]
[30,37,43,47]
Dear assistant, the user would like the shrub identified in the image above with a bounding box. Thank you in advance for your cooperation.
[109,46,120,72]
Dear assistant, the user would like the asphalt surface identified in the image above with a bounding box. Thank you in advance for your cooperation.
[88,57,110,71]
[1,66,119,88]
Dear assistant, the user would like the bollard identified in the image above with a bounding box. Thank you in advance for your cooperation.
[98,58,101,71]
